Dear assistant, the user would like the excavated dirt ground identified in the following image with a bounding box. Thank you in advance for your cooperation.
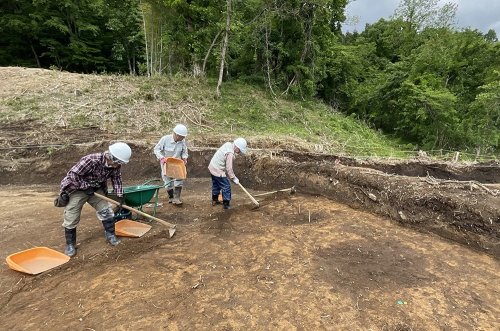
[0,127,499,330]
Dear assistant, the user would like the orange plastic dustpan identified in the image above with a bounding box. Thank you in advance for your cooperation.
[163,157,187,179]
[6,247,70,275]
[115,220,152,237]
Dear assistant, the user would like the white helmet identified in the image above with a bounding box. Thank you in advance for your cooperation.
[173,124,188,137]
[108,142,132,164]
[233,138,247,154]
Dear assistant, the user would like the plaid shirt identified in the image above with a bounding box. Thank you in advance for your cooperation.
[60,152,123,195]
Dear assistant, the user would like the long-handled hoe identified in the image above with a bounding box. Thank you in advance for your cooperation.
[253,186,296,198]
[95,193,176,238]
[237,183,260,208]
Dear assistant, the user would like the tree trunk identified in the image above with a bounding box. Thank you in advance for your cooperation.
[264,24,276,97]
[216,0,231,98]
[127,54,133,75]
[30,41,41,68]
[141,5,150,77]
[150,20,155,75]
[159,24,163,75]
[203,30,223,74]
[132,53,136,75]
[168,50,172,75]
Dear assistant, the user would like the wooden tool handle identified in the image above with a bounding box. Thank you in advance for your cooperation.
[94,193,175,228]
[237,183,260,207]
[253,187,295,197]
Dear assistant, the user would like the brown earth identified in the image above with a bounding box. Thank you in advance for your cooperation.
[1,82,500,329]
[1,181,499,330]
[1,125,499,330]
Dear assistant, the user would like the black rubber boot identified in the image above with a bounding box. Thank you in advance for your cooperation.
[167,189,174,203]
[172,186,183,205]
[212,195,221,206]
[102,218,121,246]
[223,200,230,210]
[64,227,77,257]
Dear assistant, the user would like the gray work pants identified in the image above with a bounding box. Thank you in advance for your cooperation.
[62,189,114,229]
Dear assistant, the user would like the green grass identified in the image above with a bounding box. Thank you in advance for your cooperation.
[4,68,498,160]
[2,70,417,158]
[211,81,412,157]
[3,98,41,121]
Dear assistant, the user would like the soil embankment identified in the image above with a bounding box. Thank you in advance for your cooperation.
[2,139,499,257]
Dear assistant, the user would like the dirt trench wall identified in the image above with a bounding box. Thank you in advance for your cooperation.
[2,139,499,185]
[1,142,499,257]
[0,142,218,185]
[275,150,500,183]
[244,156,500,258]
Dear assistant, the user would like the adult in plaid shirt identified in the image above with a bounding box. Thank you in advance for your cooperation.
[56,142,132,257]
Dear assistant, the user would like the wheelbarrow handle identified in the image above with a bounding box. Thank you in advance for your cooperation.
[142,178,163,185]
[94,193,176,238]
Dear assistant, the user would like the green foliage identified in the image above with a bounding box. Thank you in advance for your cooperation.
[226,0,349,98]
[211,81,407,156]
[345,15,499,152]
[462,72,500,151]
[0,0,498,154]
[392,0,457,31]
[357,18,420,61]
[0,0,143,72]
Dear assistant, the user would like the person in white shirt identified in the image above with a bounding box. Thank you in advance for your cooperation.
[153,124,188,205]
[208,138,247,209]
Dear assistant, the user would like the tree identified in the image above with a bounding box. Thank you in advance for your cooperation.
[140,0,165,76]
[392,0,457,31]
[33,0,109,72]
[231,0,349,97]
[216,0,232,97]
[462,73,500,152]
[358,18,421,62]
[484,29,498,43]
[105,0,143,74]
[0,0,43,67]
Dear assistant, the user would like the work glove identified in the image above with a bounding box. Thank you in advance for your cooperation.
[232,177,240,185]
[54,191,69,207]
[84,187,95,196]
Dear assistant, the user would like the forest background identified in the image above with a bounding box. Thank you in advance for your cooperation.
[1,0,498,154]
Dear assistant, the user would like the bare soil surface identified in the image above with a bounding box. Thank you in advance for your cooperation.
[0,144,499,330]
[1,181,499,330]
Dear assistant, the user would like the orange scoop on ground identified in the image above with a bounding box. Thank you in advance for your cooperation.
[162,157,187,179]
[115,220,152,237]
[6,247,70,275]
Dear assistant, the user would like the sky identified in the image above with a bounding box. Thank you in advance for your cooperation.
[343,0,500,35]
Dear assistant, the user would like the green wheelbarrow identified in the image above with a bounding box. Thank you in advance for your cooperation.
[108,179,164,216]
